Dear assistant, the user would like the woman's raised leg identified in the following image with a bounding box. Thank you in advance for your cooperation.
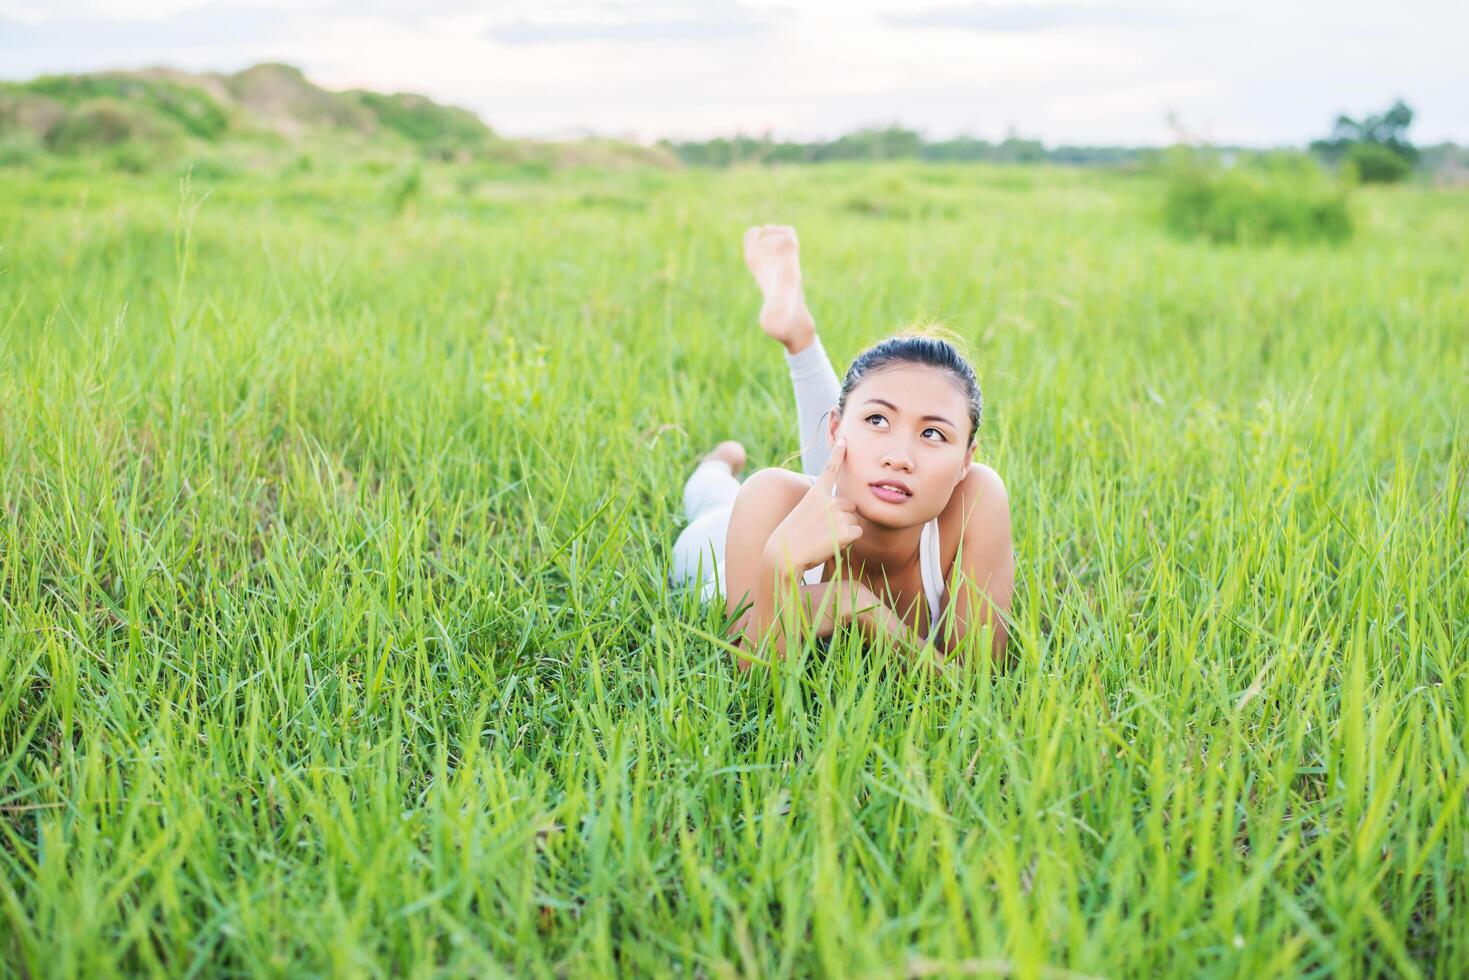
[743,225,841,476]
[783,339,841,476]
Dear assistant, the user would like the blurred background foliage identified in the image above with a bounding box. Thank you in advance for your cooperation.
[0,68,1461,250]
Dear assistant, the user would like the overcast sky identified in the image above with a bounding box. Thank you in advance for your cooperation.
[2,0,1464,146]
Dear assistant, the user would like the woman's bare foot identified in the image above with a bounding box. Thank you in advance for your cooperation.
[703,440,747,476]
[743,224,816,354]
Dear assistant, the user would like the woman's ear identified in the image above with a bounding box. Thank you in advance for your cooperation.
[955,440,976,485]
[826,407,841,447]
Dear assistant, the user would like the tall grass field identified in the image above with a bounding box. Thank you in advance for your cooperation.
[1,161,1466,977]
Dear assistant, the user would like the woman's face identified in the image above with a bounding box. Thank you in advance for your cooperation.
[827,365,974,528]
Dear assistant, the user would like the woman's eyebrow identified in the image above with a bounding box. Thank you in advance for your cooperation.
[862,397,956,428]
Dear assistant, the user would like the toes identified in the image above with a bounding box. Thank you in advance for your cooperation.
[746,224,800,255]
[708,439,747,475]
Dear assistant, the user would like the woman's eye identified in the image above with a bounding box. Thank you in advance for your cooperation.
[923,427,947,442]
[865,414,888,429]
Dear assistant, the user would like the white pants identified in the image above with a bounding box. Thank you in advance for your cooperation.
[671,338,841,601]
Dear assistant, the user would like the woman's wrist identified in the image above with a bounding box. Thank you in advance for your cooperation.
[850,588,926,655]
[760,539,803,580]
[848,584,892,634]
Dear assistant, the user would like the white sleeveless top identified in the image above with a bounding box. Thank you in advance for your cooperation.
[803,476,946,644]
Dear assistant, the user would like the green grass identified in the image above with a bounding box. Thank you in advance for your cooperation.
[1162,160,1353,246]
[0,160,1465,977]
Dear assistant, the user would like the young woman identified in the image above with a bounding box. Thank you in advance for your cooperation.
[672,225,1015,668]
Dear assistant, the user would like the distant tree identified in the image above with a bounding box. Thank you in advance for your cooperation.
[920,135,993,162]
[994,136,1045,164]
[1417,141,1469,181]
[660,124,1153,170]
[1343,142,1412,183]
[1310,99,1417,182]
[817,125,922,162]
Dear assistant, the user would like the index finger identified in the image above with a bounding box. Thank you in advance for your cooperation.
[814,438,846,493]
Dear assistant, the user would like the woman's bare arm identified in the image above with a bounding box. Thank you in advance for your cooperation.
[722,465,895,670]
[938,464,1016,664]
[727,580,896,646]
[722,468,825,669]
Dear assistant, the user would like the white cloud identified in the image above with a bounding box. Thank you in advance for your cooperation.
[1,0,1464,144]
[484,0,776,44]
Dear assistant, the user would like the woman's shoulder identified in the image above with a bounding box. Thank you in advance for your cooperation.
[939,463,1010,551]
[953,462,1007,504]
[734,466,812,507]
[725,468,811,559]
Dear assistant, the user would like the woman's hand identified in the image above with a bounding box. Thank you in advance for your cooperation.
[762,439,862,574]
[727,579,889,646]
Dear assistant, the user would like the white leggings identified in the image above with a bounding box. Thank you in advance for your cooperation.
[671,338,841,601]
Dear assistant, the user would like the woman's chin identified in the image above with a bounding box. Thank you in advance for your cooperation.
[855,500,935,530]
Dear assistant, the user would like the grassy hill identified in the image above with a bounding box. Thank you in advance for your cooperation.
[0,63,679,172]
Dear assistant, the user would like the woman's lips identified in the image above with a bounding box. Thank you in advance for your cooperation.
[868,481,913,504]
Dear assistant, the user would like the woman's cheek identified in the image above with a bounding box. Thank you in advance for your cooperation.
[836,441,869,499]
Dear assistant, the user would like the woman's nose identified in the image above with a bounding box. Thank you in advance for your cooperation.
[881,447,914,471]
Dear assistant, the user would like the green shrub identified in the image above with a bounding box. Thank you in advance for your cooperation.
[506,159,552,181]
[27,73,229,140]
[1162,150,1351,246]
[455,168,484,196]
[107,141,163,173]
[179,157,237,181]
[574,191,646,212]
[0,131,43,167]
[0,92,67,143]
[842,192,958,220]
[46,98,179,153]
[388,164,423,214]
[350,90,495,160]
[1343,142,1412,184]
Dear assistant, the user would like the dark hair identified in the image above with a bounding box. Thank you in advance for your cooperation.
[838,334,983,443]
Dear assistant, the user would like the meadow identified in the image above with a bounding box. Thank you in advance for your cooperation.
[0,159,1465,977]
